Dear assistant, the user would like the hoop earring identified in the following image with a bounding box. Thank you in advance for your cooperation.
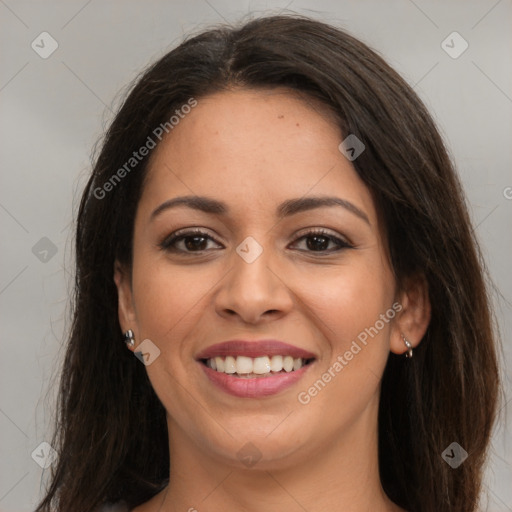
[401,333,413,358]
[124,329,135,348]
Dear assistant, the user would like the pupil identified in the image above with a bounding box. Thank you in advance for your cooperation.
[307,235,328,251]
[185,236,207,251]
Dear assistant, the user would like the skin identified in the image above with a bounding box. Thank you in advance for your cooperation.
[114,87,430,512]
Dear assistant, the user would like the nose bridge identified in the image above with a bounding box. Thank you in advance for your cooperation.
[232,233,277,294]
[215,232,292,322]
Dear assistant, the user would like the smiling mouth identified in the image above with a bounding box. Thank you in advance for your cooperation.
[200,355,316,378]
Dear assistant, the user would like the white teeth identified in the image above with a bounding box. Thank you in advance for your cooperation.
[214,356,224,372]
[270,355,283,372]
[236,356,253,374]
[283,355,294,372]
[203,354,312,377]
[224,356,237,374]
[253,356,271,374]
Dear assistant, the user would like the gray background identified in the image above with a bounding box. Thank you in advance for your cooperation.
[0,1,511,511]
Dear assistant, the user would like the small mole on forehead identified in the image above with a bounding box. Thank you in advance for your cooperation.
[277,115,299,127]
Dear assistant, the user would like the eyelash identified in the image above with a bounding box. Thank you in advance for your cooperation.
[158,228,353,255]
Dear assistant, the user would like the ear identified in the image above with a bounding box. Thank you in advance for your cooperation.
[113,259,138,347]
[390,273,431,355]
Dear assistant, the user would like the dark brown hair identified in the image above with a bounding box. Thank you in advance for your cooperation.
[35,13,501,512]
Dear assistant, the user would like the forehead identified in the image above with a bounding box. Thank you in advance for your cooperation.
[138,87,376,225]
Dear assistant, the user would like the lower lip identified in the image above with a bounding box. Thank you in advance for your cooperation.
[198,361,314,398]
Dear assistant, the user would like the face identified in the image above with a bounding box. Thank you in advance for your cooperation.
[115,87,415,470]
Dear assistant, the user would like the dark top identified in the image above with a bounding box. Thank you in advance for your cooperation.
[96,501,131,512]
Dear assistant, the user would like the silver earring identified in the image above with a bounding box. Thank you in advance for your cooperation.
[402,333,413,358]
[124,329,135,348]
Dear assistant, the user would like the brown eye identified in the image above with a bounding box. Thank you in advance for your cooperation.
[159,229,221,253]
[291,229,353,253]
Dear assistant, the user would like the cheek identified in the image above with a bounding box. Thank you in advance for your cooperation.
[131,259,206,341]
[293,258,394,348]
[292,257,394,410]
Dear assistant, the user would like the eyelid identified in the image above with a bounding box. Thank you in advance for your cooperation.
[158,227,222,251]
[290,228,354,253]
[293,226,352,245]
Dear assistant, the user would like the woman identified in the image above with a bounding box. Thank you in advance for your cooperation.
[35,14,500,512]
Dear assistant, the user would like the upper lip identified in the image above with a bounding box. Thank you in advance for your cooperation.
[196,339,317,360]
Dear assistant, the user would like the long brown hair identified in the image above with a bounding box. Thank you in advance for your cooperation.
[35,14,501,512]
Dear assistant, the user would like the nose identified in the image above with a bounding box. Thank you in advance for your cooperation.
[214,240,294,325]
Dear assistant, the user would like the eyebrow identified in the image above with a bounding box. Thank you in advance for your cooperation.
[150,195,370,225]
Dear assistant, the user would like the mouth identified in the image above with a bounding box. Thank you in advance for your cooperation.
[195,339,317,398]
